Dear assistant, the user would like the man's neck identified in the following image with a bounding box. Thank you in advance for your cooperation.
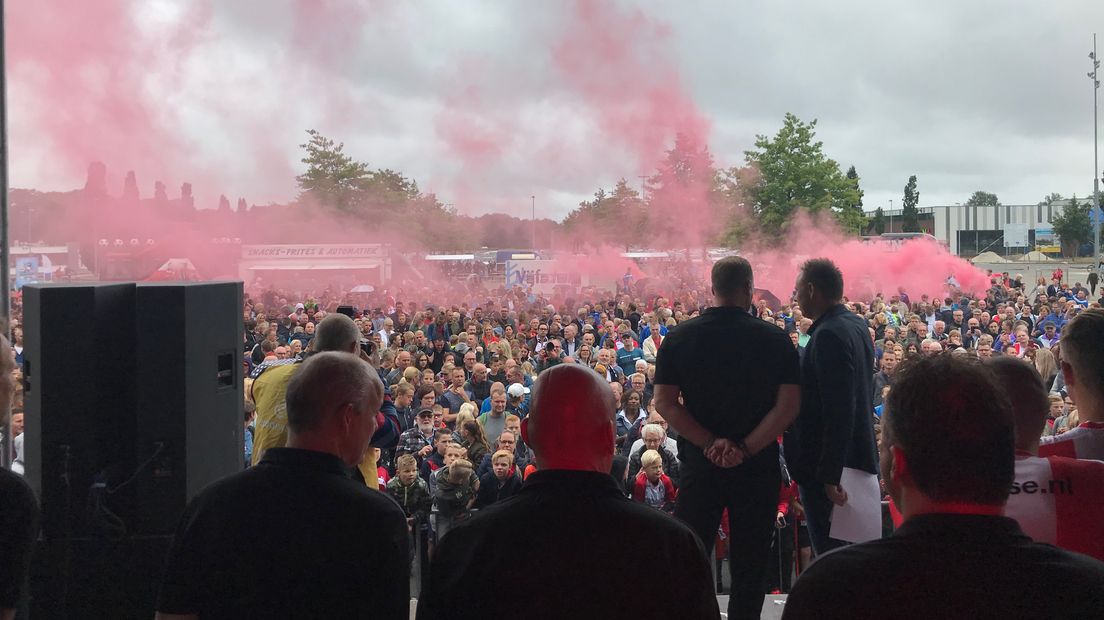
[899,490,1005,520]
[806,301,836,322]
[1079,402,1104,424]
[285,433,345,463]
[712,297,749,310]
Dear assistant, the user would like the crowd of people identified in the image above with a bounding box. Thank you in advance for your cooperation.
[231,260,1104,612]
[3,255,1104,619]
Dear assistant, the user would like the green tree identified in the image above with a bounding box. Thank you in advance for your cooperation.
[842,165,867,235]
[846,165,864,209]
[902,175,920,232]
[1041,192,1064,206]
[1053,194,1092,257]
[965,190,1000,207]
[562,179,647,249]
[872,207,886,235]
[744,113,862,238]
[296,129,371,212]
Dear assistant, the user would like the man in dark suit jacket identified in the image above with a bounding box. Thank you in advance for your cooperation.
[785,258,877,555]
[417,364,718,620]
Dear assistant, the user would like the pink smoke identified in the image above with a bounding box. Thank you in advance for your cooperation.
[742,213,990,301]
[551,0,710,168]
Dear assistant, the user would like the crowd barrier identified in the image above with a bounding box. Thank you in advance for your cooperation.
[406,501,895,598]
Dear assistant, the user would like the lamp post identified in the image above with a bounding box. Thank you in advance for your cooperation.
[530,195,536,249]
[1090,34,1101,272]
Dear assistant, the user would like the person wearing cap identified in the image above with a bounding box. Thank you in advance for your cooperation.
[1037,321,1060,349]
[396,408,436,466]
[417,364,718,619]
[615,331,644,377]
[506,383,530,418]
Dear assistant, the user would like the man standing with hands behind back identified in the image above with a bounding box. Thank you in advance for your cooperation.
[654,256,801,620]
[785,258,878,555]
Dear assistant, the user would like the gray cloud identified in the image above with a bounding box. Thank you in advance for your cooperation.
[10,0,1104,220]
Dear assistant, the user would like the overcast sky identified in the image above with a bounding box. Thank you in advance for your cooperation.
[9,0,1104,220]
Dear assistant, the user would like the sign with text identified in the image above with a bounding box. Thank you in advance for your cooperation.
[241,244,386,260]
[505,260,584,291]
[1034,227,1060,253]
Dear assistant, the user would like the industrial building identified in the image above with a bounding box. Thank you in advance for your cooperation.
[871,199,1098,257]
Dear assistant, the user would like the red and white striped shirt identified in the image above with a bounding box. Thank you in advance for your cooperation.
[1038,421,1104,461]
[1006,454,1104,561]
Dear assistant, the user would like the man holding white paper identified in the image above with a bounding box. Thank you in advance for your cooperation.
[785,258,879,554]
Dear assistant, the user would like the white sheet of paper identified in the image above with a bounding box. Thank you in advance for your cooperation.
[828,467,882,543]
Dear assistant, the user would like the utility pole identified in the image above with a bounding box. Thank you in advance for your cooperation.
[0,0,9,470]
[1090,34,1101,272]
[530,195,536,249]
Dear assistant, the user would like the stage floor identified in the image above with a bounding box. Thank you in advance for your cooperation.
[408,595,789,619]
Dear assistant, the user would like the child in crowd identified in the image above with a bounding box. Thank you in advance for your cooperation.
[386,454,432,527]
[420,429,453,484]
[631,449,676,513]
[368,445,390,485]
[475,450,522,508]
[373,447,390,487]
[434,458,479,541]
[429,442,466,497]
[243,401,256,469]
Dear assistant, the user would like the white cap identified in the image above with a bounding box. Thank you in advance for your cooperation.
[507,383,530,398]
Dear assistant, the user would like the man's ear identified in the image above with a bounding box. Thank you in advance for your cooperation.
[1061,361,1076,389]
[520,417,531,446]
[890,444,909,486]
[338,403,356,436]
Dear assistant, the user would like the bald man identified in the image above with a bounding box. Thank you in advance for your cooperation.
[157,353,409,619]
[417,364,718,619]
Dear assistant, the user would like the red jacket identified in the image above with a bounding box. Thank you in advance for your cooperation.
[631,472,676,506]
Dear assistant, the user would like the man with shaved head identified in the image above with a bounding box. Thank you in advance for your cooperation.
[655,256,800,620]
[417,364,718,619]
[157,353,409,619]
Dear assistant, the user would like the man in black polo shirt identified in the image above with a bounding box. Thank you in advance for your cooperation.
[654,256,801,620]
[782,354,1104,619]
[156,352,409,619]
[417,364,718,619]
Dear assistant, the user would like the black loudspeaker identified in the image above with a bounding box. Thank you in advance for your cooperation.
[23,281,243,618]
[23,283,139,539]
[134,281,244,535]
